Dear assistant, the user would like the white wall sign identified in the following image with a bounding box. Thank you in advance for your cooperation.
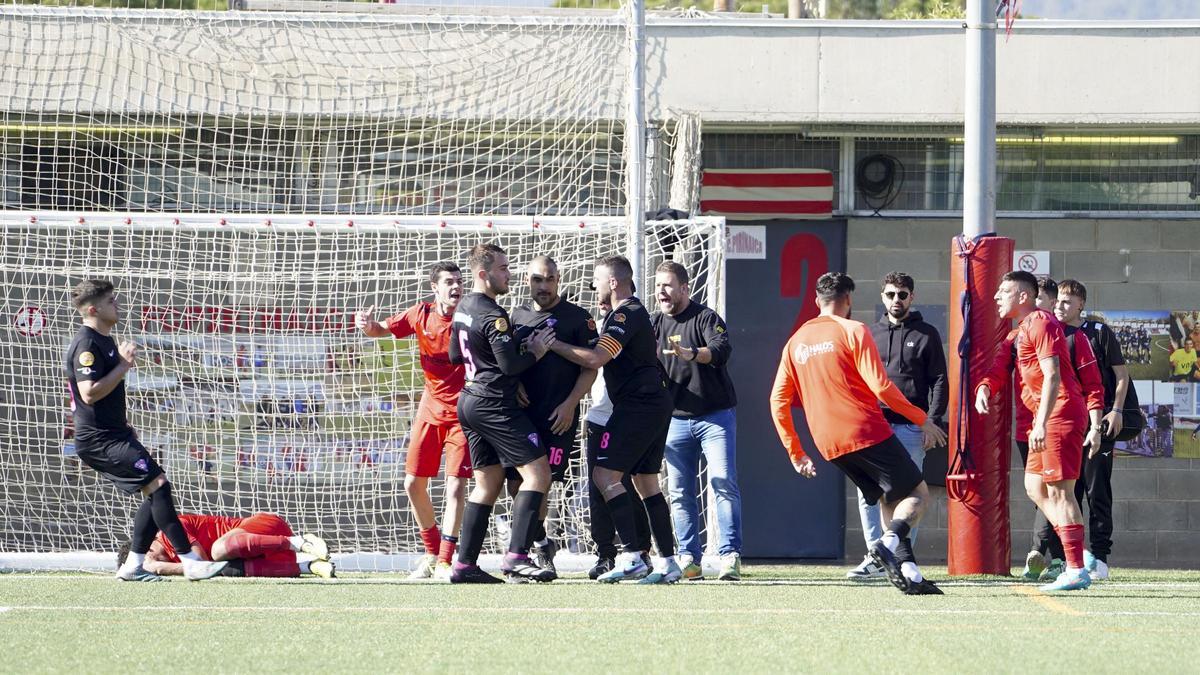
[726,225,767,260]
[1013,250,1050,274]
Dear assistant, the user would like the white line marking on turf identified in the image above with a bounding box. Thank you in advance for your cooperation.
[4,605,1200,618]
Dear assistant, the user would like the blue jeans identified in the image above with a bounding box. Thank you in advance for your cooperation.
[857,423,926,547]
[664,408,742,562]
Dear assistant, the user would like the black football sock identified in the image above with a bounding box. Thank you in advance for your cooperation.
[642,492,676,559]
[508,490,544,555]
[130,499,158,555]
[149,483,191,555]
[605,491,641,554]
[589,481,618,559]
[457,501,492,566]
[531,519,548,545]
[895,537,916,565]
[888,518,912,541]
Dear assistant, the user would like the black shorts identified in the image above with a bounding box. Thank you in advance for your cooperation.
[596,397,671,475]
[831,435,924,506]
[459,394,546,470]
[74,433,164,495]
[505,419,579,483]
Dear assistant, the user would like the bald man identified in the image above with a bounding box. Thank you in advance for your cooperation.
[510,255,598,574]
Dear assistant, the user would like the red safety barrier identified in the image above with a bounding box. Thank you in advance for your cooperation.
[946,233,1014,576]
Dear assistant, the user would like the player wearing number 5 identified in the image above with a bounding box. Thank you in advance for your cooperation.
[511,256,599,575]
[448,244,558,583]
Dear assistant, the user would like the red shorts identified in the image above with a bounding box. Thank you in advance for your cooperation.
[406,416,471,478]
[237,513,295,537]
[1025,419,1083,482]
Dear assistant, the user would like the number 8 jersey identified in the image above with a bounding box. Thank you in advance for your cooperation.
[449,291,537,401]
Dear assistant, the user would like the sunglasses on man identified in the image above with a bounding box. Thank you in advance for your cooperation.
[883,291,910,300]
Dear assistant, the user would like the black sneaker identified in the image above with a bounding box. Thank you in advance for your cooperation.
[868,540,910,593]
[449,564,503,584]
[501,556,556,583]
[531,539,559,576]
[904,578,944,595]
[588,556,615,580]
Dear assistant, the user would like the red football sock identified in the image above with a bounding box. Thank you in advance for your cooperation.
[438,537,458,565]
[223,532,292,559]
[420,525,441,556]
[1055,524,1085,569]
[244,557,300,577]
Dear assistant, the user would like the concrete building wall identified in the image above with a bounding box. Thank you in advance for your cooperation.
[843,217,1200,569]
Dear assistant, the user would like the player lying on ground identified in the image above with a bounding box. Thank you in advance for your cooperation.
[771,272,948,595]
[118,513,334,579]
[66,279,227,583]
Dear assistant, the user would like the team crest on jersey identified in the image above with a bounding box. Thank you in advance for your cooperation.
[715,325,726,333]
[528,432,539,447]
[586,318,596,331]
[494,317,509,333]
[134,458,148,472]
[669,334,682,344]
[78,351,95,367]
[613,313,626,323]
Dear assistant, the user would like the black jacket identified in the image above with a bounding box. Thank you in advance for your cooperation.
[869,310,948,426]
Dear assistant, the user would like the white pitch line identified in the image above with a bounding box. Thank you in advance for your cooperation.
[3,605,1200,618]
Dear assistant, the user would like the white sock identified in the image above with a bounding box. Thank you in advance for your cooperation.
[536,538,551,547]
[124,552,146,567]
[299,560,311,574]
[901,561,923,583]
[288,535,305,551]
[1065,566,1083,574]
[880,532,900,552]
[662,555,676,568]
[179,551,201,562]
[617,551,640,566]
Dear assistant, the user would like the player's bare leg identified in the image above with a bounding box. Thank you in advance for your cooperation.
[405,474,440,578]
[434,475,468,579]
[871,482,939,594]
[1026,474,1090,591]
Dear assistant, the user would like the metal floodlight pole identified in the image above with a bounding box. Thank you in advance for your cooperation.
[964,0,996,238]
[627,0,647,287]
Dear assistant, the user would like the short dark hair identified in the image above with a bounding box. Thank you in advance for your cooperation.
[1058,278,1088,304]
[655,260,690,285]
[1002,270,1038,297]
[466,244,505,273]
[428,261,461,285]
[816,272,855,303]
[1036,275,1059,297]
[597,255,634,288]
[116,540,131,569]
[71,279,114,309]
[880,271,914,292]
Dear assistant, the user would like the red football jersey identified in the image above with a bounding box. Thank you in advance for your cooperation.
[385,302,464,424]
[156,514,244,562]
[1016,310,1086,423]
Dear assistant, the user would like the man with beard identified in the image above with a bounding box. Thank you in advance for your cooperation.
[356,261,469,581]
[652,261,742,581]
[449,244,556,583]
[510,255,598,574]
[547,255,681,584]
[846,272,947,581]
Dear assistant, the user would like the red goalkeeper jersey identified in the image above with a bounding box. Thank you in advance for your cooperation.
[385,302,464,424]
[156,514,244,562]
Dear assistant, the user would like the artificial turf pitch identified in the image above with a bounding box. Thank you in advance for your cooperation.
[2,565,1198,674]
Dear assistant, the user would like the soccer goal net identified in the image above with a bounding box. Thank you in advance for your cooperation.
[1,214,723,572]
[0,2,718,572]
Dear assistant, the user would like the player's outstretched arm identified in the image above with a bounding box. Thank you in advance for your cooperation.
[550,339,612,370]
[356,305,404,339]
